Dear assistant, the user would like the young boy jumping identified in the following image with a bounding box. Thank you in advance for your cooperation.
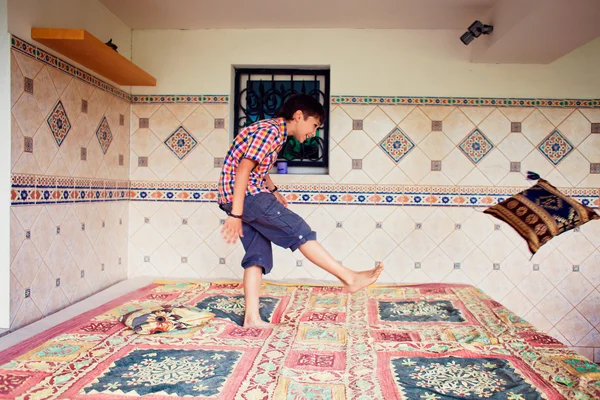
[218,94,383,328]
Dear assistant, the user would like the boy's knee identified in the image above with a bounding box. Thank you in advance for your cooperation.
[242,256,273,274]
[289,230,317,251]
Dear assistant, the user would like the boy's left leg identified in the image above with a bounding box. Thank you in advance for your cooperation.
[298,241,383,293]
[247,193,384,292]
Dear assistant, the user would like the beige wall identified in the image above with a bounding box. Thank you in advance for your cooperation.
[132,29,600,98]
[8,0,132,90]
[1,0,11,329]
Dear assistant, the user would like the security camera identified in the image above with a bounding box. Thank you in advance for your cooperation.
[460,20,494,45]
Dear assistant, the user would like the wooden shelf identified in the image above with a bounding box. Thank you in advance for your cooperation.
[31,28,156,86]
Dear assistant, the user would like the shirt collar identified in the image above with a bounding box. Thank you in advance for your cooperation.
[278,117,288,143]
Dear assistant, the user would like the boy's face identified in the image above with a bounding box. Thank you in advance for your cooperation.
[293,111,321,143]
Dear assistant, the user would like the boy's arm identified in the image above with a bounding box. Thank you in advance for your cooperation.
[231,158,256,215]
[264,174,277,193]
[264,174,288,207]
[222,158,257,244]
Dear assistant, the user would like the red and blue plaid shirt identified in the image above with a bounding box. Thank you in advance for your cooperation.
[218,118,287,204]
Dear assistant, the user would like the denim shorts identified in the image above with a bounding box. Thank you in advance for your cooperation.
[220,192,317,274]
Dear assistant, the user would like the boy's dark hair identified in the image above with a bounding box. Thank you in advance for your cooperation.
[277,94,325,124]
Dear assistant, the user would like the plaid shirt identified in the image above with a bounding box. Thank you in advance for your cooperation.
[218,118,287,204]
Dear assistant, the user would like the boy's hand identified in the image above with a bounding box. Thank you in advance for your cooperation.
[274,192,288,207]
[222,217,243,244]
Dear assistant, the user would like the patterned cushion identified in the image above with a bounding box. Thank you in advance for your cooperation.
[120,304,214,334]
[484,179,598,255]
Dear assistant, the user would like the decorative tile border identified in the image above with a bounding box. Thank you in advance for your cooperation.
[129,94,599,108]
[128,181,218,202]
[131,95,228,104]
[331,96,600,108]
[11,174,129,206]
[12,176,599,208]
[571,188,600,208]
[126,181,598,209]
[11,35,131,102]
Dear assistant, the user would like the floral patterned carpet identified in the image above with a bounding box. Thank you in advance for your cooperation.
[0,281,598,399]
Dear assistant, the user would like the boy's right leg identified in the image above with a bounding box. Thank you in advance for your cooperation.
[220,198,275,327]
[298,241,383,293]
[243,265,273,328]
[239,222,275,328]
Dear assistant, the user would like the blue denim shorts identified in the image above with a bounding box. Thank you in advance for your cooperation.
[220,192,317,274]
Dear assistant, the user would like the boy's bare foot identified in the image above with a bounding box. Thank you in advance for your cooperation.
[344,263,384,293]
[243,318,275,329]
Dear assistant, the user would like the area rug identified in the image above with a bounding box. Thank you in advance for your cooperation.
[0,281,598,399]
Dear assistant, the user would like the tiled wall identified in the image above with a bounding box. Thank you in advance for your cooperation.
[129,98,600,188]
[7,34,600,362]
[10,202,129,329]
[9,37,130,330]
[127,99,600,362]
[129,101,227,183]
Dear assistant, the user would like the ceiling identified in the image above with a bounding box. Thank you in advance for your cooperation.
[99,0,600,64]
[98,0,499,30]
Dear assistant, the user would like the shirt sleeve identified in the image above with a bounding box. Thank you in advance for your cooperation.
[243,124,276,163]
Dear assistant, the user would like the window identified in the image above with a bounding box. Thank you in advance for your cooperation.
[233,68,330,170]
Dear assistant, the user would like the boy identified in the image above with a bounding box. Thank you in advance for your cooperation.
[218,94,383,328]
